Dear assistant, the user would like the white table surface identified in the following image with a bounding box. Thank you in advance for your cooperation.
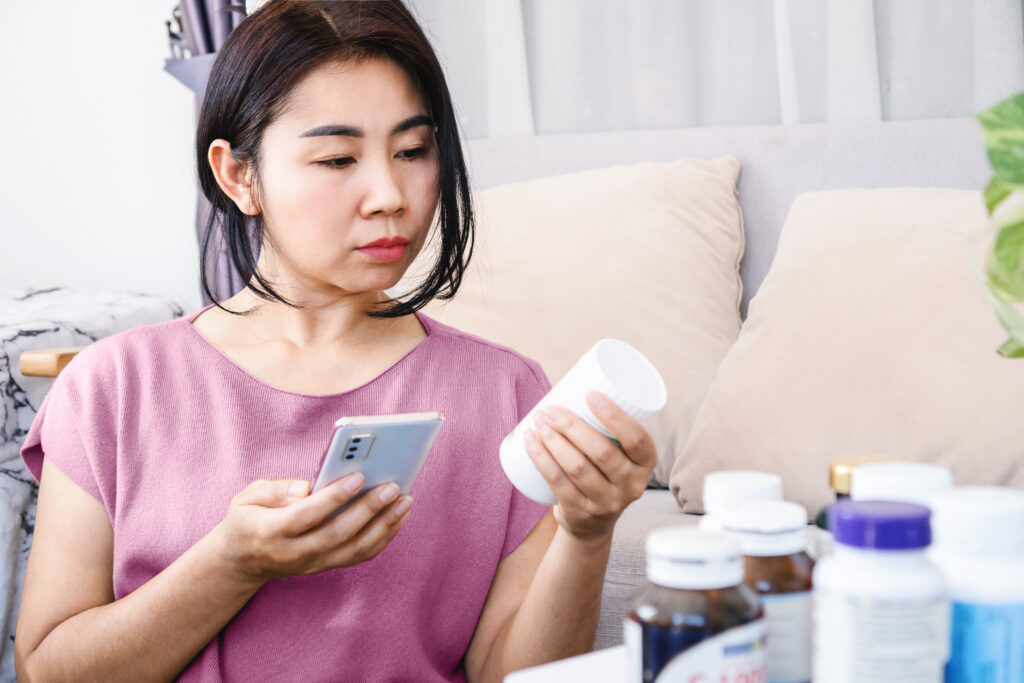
[504,645,626,682]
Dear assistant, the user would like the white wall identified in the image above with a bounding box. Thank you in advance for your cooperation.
[0,1,203,310]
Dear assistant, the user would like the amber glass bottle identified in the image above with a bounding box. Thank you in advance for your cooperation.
[724,501,814,683]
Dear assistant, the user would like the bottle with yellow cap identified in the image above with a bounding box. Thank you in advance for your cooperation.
[809,456,893,560]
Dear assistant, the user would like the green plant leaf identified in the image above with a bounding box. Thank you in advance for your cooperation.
[984,279,1024,358]
[986,211,1024,300]
[984,176,1013,214]
[998,336,1024,358]
[977,93,1024,187]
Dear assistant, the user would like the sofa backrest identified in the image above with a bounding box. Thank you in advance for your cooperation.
[465,118,991,316]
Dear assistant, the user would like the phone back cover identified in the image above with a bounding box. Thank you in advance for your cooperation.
[312,416,443,505]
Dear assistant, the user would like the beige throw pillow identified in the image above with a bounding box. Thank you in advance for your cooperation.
[415,158,745,485]
[670,188,1024,514]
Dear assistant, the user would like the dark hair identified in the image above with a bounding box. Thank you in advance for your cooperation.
[195,0,473,317]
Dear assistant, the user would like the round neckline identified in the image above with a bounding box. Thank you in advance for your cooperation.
[182,302,435,399]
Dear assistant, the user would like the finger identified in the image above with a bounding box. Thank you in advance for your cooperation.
[586,391,657,469]
[235,478,315,509]
[524,426,587,506]
[325,502,412,566]
[540,405,637,486]
[287,479,401,539]
[533,410,611,498]
[275,473,376,535]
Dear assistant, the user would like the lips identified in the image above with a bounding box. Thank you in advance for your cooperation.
[359,236,410,249]
[357,235,410,263]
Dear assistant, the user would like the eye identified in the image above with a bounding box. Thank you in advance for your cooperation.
[398,147,427,160]
[316,157,355,169]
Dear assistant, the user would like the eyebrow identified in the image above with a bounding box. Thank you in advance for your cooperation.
[298,114,434,139]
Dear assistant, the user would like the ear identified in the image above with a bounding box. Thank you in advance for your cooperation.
[208,139,261,216]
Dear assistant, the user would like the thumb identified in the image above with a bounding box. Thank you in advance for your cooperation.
[238,478,310,508]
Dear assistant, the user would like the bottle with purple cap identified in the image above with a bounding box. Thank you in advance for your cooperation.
[812,500,950,683]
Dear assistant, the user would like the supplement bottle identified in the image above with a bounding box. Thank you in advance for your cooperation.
[698,470,783,532]
[813,500,949,683]
[810,456,891,560]
[500,339,666,505]
[850,461,953,505]
[930,486,1024,683]
[626,527,766,682]
[724,501,813,683]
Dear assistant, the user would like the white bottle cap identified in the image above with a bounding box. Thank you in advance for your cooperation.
[850,462,954,507]
[577,339,668,424]
[500,339,667,506]
[722,501,809,557]
[930,486,1024,558]
[702,470,783,516]
[645,527,745,590]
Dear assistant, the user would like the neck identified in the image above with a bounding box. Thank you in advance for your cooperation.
[223,252,413,349]
[238,290,405,347]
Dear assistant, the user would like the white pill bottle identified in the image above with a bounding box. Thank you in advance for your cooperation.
[499,339,666,505]
[697,470,783,533]
[929,486,1024,683]
[813,500,949,683]
[850,461,954,505]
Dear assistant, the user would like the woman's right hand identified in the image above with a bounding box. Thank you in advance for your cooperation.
[213,473,412,585]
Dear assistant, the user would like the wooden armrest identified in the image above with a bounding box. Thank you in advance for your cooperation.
[19,346,87,378]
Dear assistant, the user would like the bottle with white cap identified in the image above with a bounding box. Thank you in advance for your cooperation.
[850,461,954,506]
[698,470,783,532]
[929,486,1024,683]
[625,528,766,683]
[724,501,813,683]
[500,339,667,505]
[813,500,949,683]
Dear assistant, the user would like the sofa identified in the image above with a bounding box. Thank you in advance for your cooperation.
[7,116,1017,668]
[432,116,1014,650]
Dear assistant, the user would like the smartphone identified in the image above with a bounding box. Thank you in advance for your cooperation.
[311,412,443,517]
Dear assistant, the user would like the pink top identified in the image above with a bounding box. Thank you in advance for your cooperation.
[21,306,551,682]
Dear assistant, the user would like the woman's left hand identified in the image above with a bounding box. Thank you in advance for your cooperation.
[524,391,657,544]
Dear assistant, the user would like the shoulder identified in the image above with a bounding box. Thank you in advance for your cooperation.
[58,315,194,392]
[417,313,549,392]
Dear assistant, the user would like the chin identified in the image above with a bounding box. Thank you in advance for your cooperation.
[332,271,407,297]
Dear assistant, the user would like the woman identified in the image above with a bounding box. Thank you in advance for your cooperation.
[15,2,657,680]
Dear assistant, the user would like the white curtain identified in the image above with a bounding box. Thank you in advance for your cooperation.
[406,0,1024,139]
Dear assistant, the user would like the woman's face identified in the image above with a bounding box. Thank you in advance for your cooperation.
[252,57,441,298]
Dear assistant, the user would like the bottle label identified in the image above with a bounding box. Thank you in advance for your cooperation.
[813,590,949,683]
[625,617,766,682]
[762,592,811,682]
[945,600,1024,683]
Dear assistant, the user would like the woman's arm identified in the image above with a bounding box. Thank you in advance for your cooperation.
[465,514,615,681]
[15,462,411,682]
[15,462,263,682]
[464,392,657,681]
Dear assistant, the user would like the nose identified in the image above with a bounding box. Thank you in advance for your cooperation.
[359,156,406,219]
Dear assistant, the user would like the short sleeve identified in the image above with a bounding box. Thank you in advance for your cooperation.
[500,357,553,560]
[20,347,118,514]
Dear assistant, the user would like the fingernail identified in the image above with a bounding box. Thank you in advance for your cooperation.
[342,472,365,493]
[394,496,412,516]
[587,391,609,411]
[533,412,549,429]
[288,481,309,499]
[525,429,538,447]
[379,483,399,504]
